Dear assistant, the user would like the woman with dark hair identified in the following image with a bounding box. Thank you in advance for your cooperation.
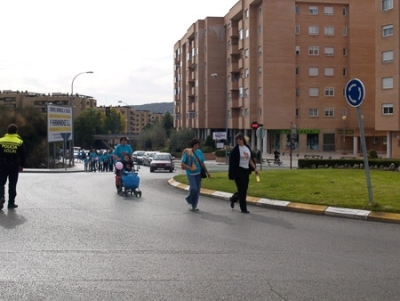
[228,133,258,213]
[181,138,210,211]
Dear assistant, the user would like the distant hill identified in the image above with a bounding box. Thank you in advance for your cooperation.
[131,102,173,114]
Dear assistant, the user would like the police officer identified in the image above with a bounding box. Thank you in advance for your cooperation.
[0,124,26,210]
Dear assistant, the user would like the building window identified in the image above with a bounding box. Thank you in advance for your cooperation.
[258,25,262,35]
[239,87,244,97]
[258,46,262,55]
[343,48,348,56]
[324,26,334,36]
[342,26,348,36]
[258,4,262,14]
[295,46,300,55]
[324,7,334,15]
[324,108,334,117]
[309,108,319,117]
[309,6,318,15]
[245,9,249,18]
[324,87,334,96]
[258,66,262,76]
[296,108,300,117]
[382,77,394,89]
[296,67,300,76]
[382,25,393,37]
[258,87,262,96]
[382,50,394,63]
[258,108,262,117]
[245,29,249,38]
[343,68,348,76]
[309,67,319,76]
[244,48,249,57]
[296,87,300,96]
[309,88,319,97]
[295,5,300,14]
[324,68,334,76]
[245,68,249,77]
[325,47,334,56]
[382,0,393,11]
[239,29,243,40]
[295,25,300,34]
[309,46,319,55]
[244,88,249,97]
[309,26,319,35]
[343,7,347,16]
[382,104,394,115]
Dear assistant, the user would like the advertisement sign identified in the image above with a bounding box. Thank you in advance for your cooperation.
[213,132,227,140]
[47,105,72,142]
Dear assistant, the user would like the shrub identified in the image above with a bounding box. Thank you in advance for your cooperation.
[369,149,378,159]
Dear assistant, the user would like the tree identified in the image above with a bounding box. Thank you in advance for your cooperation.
[103,108,124,134]
[168,128,196,152]
[162,112,174,138]
[74,109,103,148]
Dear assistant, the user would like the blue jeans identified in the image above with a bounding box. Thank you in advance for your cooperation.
[186,173,202,209]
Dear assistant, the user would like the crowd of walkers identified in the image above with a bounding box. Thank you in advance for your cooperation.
[79,149,115,172]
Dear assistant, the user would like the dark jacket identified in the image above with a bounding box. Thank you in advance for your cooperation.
[228,144,255,180]
[0,133,26,167]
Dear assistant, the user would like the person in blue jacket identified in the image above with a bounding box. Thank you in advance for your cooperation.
[181,138,210,211]
[113,137,133,162]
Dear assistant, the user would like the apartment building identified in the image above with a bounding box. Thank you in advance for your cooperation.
[100,105,164,135]
[174,0,400,158]
[0,90,97,118]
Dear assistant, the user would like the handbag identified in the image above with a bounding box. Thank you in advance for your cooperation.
[193,150,207,178]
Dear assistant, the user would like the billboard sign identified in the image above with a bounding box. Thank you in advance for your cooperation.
[47,105,72,142]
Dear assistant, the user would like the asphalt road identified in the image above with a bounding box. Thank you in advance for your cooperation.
[0,166,399,300]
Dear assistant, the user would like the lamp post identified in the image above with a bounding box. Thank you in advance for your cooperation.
[342,115,347,155]
[70,71,93,166]
[211,73,228,164]
[118,100,131,140]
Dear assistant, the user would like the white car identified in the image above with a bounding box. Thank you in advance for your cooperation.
[143,151,159,166]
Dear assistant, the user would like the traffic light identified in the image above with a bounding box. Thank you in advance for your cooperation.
[105,106,111,117]
[251,121,259,129]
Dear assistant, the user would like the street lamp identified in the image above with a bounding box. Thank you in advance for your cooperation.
[211,73,228,164]
[70,71,93,166]
[118,100,131,139]
[342,115,347,155]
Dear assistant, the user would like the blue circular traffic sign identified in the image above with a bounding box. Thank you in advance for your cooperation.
[345,78,365,107]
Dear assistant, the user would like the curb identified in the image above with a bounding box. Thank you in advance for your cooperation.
[23,169,85,173]
[168,179,400,224]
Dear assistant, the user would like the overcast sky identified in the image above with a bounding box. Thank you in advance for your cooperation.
[0,0,238,107]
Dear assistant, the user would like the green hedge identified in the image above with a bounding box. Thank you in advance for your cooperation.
[298,158,400,169]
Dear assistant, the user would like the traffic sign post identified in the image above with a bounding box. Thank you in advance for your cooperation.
[255,127,265,170]
[345,78,373,204]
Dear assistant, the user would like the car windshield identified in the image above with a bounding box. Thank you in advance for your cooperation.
[155,155,170,160]
[136,151,145,156]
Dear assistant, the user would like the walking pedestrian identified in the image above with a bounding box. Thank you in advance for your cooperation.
[228,133,258,213]
[113,137,133,162]
[181,138,210,211]
[0,124,26,210]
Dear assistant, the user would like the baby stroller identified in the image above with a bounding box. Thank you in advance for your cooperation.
[115,164,142,197]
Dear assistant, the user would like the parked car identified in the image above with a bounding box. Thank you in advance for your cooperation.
[132,150,146,165]
[143,151,159,166]
[149,152,175,172]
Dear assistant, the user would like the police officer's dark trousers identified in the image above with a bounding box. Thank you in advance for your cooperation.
[0,163,20,204]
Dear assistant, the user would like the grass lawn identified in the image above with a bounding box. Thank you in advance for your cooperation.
[174,169,400,213]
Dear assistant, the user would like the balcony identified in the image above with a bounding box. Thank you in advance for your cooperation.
[228,81,239,91]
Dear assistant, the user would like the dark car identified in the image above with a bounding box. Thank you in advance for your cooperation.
[143,151,159,166]
[149,152,175,173]
[132,150,146,165]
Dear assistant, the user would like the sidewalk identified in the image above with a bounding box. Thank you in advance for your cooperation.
[170,153,400,225]
[23,161,85,173]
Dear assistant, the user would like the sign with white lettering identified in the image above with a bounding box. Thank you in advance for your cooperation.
[47,104,73,142]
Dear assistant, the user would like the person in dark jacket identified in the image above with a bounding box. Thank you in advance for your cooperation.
[228,133,258,213]
[0,124,26,209]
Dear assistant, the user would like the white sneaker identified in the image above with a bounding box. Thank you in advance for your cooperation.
[193,208,199,211]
